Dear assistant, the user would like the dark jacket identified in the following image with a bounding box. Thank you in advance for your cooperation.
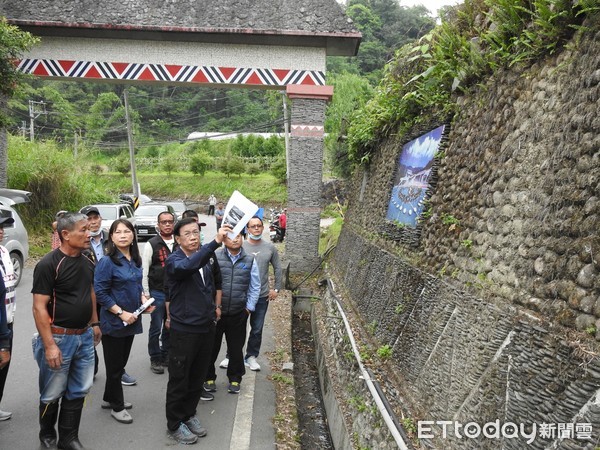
[165,240,220,334]
[94,251,144,337]
[83,230,109,264]
[0,275,10,349]
[147,235,178,292]
[216,247,255,316]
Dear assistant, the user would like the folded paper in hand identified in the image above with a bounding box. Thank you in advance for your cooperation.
[123,298,155,326]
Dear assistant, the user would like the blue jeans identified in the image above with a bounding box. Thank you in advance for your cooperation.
[245,296,269,359]
[148,290,170,362]
[33,328,95,403]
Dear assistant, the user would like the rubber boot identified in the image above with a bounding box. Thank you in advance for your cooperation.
[39,401,59,448]
[57,397,85,450]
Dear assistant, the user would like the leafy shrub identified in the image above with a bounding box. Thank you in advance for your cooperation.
[7,135,112,232]
[189,150,213,176]
[270,156,287,184]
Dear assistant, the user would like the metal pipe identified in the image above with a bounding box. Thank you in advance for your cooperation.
[326,277,412,450]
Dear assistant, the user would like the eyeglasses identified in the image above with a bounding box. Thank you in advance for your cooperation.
[248,224,263,229]
[181,230,200,238]
[159,220,174,225]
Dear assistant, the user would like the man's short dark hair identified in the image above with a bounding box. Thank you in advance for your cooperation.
[181,209,198,219]
[173,217,199,236]
[157,211,175,222]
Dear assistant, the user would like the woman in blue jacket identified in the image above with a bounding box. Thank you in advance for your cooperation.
[94,219,151,425]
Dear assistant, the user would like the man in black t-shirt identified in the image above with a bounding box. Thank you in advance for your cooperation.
[32,212,101,450]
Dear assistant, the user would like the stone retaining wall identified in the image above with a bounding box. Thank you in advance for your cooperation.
[324,21,600,450]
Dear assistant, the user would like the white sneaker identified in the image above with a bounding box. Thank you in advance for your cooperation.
[111,409,133,424]
[219,358,229,369]
[0,410,12,421]
[245,356,261,371]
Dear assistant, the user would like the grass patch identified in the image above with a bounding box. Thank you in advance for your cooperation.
[319,216,343,255]
[98,171,287,207]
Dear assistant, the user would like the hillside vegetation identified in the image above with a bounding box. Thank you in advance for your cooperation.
[7,135,287,256]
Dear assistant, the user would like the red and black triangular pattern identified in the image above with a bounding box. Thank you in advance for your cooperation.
[16,59,326,86]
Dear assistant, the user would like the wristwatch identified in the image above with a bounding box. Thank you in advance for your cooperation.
[115,308,123,316]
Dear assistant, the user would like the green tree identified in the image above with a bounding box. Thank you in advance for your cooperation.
[246,163,261,177]
[85,92,129,144]
[325,73,373,178]
[330,0,435,82]
[163,159,177,175]
[230,135,247,156]
[113,153,131,175]
[250,135,265,156]
[229,157,246,177]
[263,135,284,157]
[0,19,39,187]
[217,156,232,177]
[145,146,159,158]
[190,150,213,176]
[347,3,382,40]
[270,156,287,184]
[0,19,39,123]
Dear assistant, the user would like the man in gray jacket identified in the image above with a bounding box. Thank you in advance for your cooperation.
[241,216,282,371]
[204,232,260,395]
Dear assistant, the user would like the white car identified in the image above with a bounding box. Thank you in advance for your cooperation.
[79,203,136,232]
[0,189,31,286]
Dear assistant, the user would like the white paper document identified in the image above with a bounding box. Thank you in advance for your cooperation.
[222,190,259,238]
[123,298,155,326]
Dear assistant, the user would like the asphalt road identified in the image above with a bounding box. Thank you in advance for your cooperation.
[0,213,277,449]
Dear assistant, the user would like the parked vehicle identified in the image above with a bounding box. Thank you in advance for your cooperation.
[79,203,136,232]
[267,207,281,223]
[134,203,176,241]
[165,201,187,220]
[269,218,284,243]
[119,193,152,207]
[0,189,31,286]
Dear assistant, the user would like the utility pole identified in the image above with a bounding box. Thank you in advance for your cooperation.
[21,121,27,139]
[28,100,47,141]
[73,130,78,157]
[123,88,140,199]
[282,92,290,182]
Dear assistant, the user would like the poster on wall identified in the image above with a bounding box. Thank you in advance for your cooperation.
[386,125,445,227]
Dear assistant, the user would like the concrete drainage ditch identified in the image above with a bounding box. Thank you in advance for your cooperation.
[292,290,334,448]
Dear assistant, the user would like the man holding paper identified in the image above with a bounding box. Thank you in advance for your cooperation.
[164,218,227,444]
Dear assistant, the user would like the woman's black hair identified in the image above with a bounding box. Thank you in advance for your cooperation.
[106,219,142,266]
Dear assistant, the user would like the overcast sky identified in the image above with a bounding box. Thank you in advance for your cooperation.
[336,1,462,16]
[400,0,462,15]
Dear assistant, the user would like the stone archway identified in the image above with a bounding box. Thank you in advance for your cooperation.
[1,0,360,273]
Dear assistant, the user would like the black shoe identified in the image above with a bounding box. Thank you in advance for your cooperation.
[203,380,217,392]
[57,438,84,450]
[200,390,214,401]
[150,361,164,374]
